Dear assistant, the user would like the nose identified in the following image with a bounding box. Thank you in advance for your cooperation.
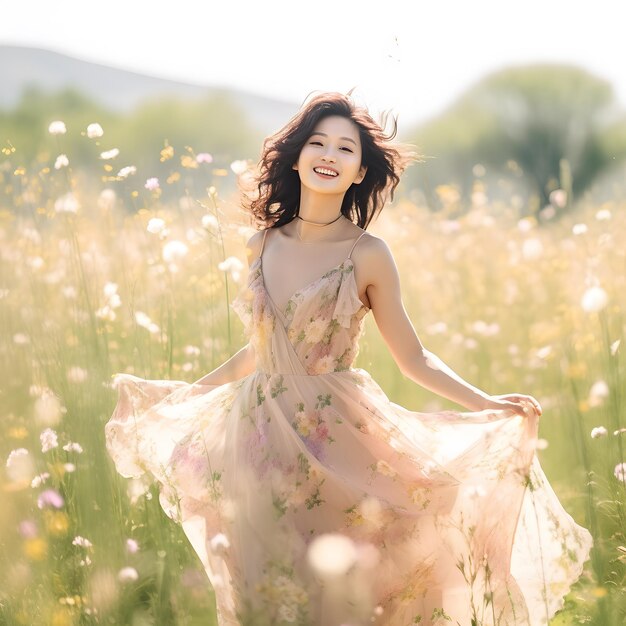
[321,149,337,163]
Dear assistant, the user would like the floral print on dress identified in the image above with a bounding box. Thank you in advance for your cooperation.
[105,238,593,626]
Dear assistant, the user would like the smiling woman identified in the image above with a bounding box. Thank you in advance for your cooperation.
[105,90,592,625]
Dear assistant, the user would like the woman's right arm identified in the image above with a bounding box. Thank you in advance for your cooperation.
[193,230,265,386]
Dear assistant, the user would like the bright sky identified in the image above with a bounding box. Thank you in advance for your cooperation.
[2,0,625,128]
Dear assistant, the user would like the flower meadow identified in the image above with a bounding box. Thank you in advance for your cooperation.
[0,120,625,625]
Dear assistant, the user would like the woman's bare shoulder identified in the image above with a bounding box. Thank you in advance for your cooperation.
[244,229,269,266]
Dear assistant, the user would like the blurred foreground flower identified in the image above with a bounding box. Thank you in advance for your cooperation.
[230,159,248,175]
[588,380,609,408]
[37,488,65,509]
[33,389,64,426]
[196,152,213,164]
[48,121,67,135]
[118,566,139,583]
[147,217,166,234]
[218,256,244,282]
[54,192,79,214]
[307,533,357,576]
[614,463,626,483]
[40,428,59,452]
[590,426,608,439]
[6,448,36,483]
[100,148,119,160]
[162,240,189,265]
[144,177,160,191]
[581,286,608,313]
[87,123,104,138]
[54,154,69,170]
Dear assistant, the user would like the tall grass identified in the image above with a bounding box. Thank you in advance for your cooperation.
[0,125,624,624]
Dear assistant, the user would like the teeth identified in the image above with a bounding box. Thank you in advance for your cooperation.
[314,167,338,177]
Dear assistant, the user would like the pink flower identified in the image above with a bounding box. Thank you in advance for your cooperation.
[37,488,64,509]
[196,153,213,164]
[144,177,160,191]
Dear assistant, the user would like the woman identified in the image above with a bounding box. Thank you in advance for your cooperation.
[106,91,592,625]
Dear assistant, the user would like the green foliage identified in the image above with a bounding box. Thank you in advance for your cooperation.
[404,64,626,213]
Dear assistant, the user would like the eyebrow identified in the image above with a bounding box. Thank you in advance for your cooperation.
[309,132,357,146]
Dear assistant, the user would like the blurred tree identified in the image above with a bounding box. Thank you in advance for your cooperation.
[404,64,626,216]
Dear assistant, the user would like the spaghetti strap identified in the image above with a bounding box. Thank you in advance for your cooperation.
[348,231,367,259]
[259,228,269,260]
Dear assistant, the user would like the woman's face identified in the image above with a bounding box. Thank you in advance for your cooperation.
[292,115,367,194]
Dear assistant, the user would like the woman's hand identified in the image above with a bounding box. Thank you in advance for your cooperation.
[481,393,542,419]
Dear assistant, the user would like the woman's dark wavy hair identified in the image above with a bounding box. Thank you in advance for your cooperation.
[240,89,423,230]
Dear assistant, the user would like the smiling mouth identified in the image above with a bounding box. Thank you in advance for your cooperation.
[313,167,338,178]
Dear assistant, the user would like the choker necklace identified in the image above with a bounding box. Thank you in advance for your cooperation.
[295,210,344,243]
[296,213,343,226]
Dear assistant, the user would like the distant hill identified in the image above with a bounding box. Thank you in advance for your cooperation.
[0,44,299,136]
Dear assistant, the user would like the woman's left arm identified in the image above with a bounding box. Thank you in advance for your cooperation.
[357,236,541,418]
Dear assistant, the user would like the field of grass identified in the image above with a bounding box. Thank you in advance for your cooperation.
[0,124,625,624]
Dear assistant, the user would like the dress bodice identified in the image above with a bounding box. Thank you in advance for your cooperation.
[231,230,370,376]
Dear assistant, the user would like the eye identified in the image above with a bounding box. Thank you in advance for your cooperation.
[309,141,323,146]
[341,147,353,152]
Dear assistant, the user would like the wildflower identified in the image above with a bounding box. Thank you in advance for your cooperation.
[54,192,79,214]
[596,209,611,221]
[581,286,608,313]
[147,217,166,234]
[588,380,609,408]
[117,566,139,583]
[37,488,65,509]
[144,177,160,191]
[572,223,588,235]
[611,339,620,356]
[614,463,626,483]
[307,533,357,576]
[162,240,189,264]
[72,536,93,548]
[196,152,213,163]
[614,428,626,436]
[230,159,248,175]
[18,520,38,539]
[218,256,244,282]
[67,367,88,383]
[549,189,567,208]
[54,154,69,170]
[117,165,136,178]
[134,311,160,334]
[31,472,51,487]
[6,448,35,482]
[521,238,543,261]
[201,213,219,230]
[99,148,119,160]
[48,121,67,135]
[97,188,117,210]
[33,389,63,426]
[40,428,59,452]
[86,123,104,138]
[126,538,139,554]
[63,442,84,453]
[590,426,608,439]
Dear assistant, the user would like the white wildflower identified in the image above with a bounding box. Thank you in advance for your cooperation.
[54,154,69,170]
[307,532,357,577]
[590,426,608,439]
[40,428,59,452]
[100,148,119,160]
[87,123,104,139]
[581,286,608,313]
[48,120,66,135]
[147,217,166,234]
